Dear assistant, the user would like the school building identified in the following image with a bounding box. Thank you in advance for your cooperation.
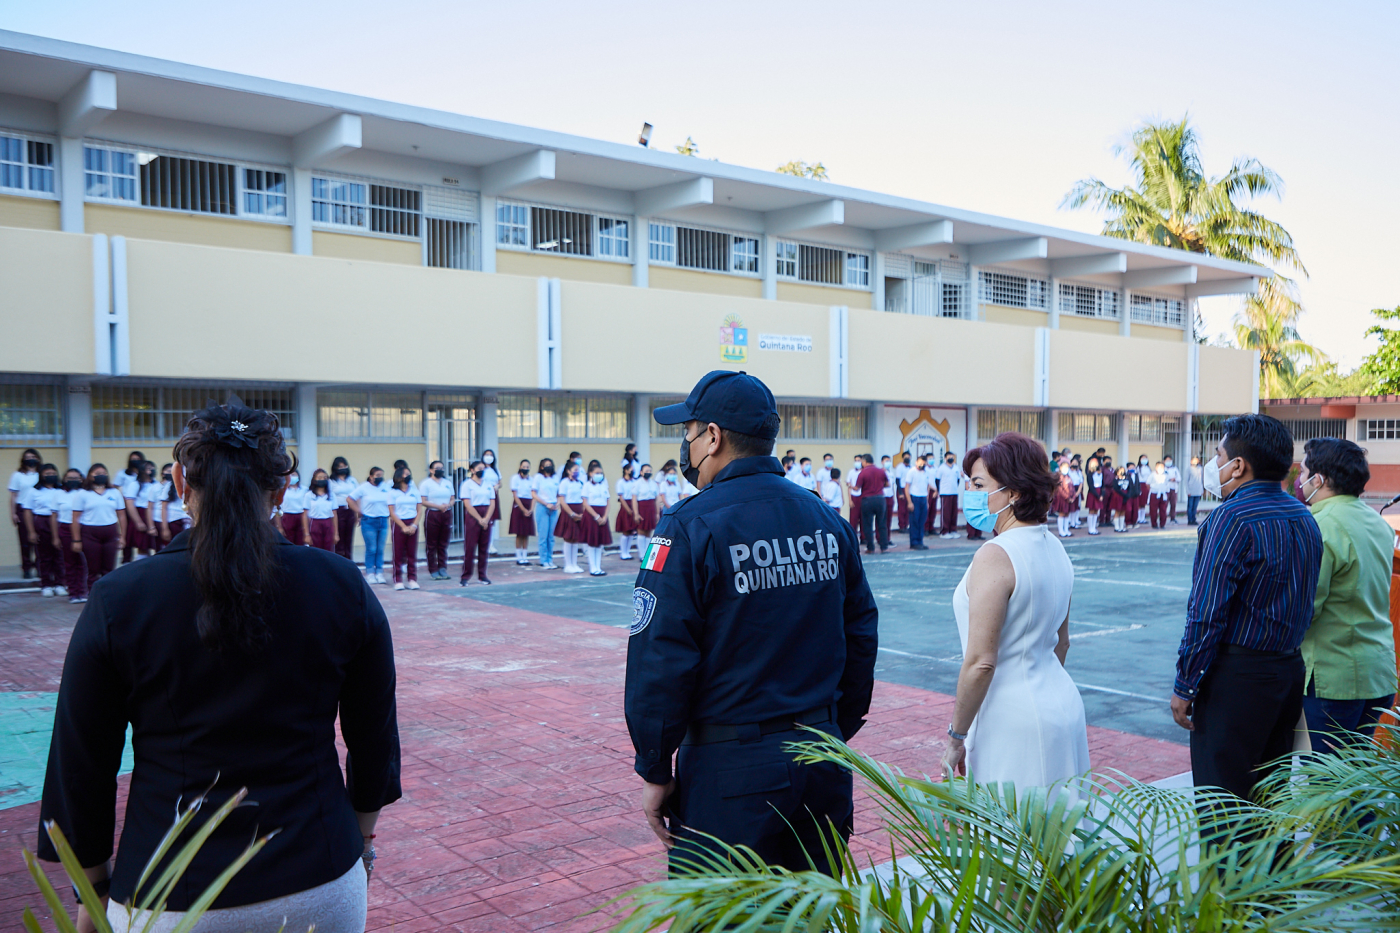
[0,31,1263,564]
[1260,396,1400,499]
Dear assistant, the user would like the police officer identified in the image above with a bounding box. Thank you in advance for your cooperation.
[624,370,879,876]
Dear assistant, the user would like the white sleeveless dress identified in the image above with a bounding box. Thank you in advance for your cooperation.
[952,524,1091,788]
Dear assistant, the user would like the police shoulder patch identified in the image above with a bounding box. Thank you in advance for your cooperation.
[631,587,658,636]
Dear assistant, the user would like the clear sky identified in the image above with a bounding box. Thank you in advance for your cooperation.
[4,0,1395,366]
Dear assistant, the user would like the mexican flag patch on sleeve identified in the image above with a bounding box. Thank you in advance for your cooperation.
[640,536,672,572]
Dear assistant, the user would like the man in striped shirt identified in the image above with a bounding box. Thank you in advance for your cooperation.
[1171,413,1322,803]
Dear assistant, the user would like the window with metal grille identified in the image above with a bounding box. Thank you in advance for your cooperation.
[312,178,366,226]
[93,385,296,441]
[1127,414,1163,443]
[677,227,730,271]
[846,253,870,288]
[497,201,529,246]
[84,146,137,201]
[978,270,1048,310]
[0,383,63,441]
[242,169,286,217]
[775,240,798,278]
[426,218,474,269]
[798,244,844,285]
[942,282,967,318]
[978,409,1046,441]
[732,236,760,274]
[776,403,868,440]
[370,184,420,237]
[532,206,592,255]
[1281,419,1347,442]
[1129,293,1185,327]
[498,395,631,439]
[0,135,54,194]
[1057,412,1118,443]
[1363,420,1400,441]
[598,217,630,258]
[649,398,685,438]
[1059,283,1120,319]
[139,155,237,215]
[316,390,422,440]
[649,223,675,263]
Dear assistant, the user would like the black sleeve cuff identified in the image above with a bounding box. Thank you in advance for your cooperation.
[635,757,674,784]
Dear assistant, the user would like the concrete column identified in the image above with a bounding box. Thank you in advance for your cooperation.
[966,406,979,451]
[65,381,92,472]
[762,234,777,300]
[868,401,887,459]
[1117,412,1130,464]
[1048,409,1061,457]
[59,137,85,233]
[291,168,313,255]
[1047,276,1059,329]
[968,265,980,320]
[872,252,885,313]
[480,195,497,273]
[632,217,649,287]
[1120,287,1132,337]
[633,394,650,466]
[480,394,498,459]
[295,383,318,479]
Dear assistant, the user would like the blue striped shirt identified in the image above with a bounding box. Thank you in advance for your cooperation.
[1175,480,1322,699]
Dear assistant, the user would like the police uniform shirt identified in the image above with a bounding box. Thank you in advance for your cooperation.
[387,488,422,521]
[348,482,392,518]
[304,493,337,520]
[559,477,585,505]
[906,467,931,498]
[280,485,307,515]
[584,477,611,508]
[634,477,659,501]
[624,455,879,784]
[74,488,127,526]
[419,477,454,508]
[530,472,561,504]
[328,477,357,509]
[459,478,495,509]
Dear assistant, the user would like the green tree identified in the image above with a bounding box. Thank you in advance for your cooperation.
[675,136,700,157]
[776,159,829,180]
[1233,277,1327,398]
[1359,305,1400,394]
[1280,361,1374,398]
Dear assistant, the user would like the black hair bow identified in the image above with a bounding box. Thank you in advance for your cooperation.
[193,395,272,449]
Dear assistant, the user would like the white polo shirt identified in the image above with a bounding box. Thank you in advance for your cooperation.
[20,484,58,516]
[304,493,337,520]
[420,477,454,508]
[349,481,392,518]
[793,468,818,491]
[846,465,863,498]
[460,477,495,508]
[906,467,931,497]
[558,477,585,505]
[584,477,611,508]
[820,478,842,509]
[387,488,422,520]
[162,494,189,524]
[1163,464,1180,491]
[55,488,80,524]
[328,476,357,509]
[281,485,307,514]
[7,470,38,495]
[118,471,141,500]
[616,477,636,503]
[659,476,683,506]
[74,488,126,526]
[634,477,658,501]
[531,472,561,504]
[932,462,963,496]
[510,472,533,504]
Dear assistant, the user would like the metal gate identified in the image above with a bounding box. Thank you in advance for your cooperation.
[426,395,478,542]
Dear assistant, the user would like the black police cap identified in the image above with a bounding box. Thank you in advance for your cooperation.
[653,370,779,440]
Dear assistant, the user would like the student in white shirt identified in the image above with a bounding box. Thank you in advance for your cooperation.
[508,459,536,566]
[481,449,502,556]
[621,443,642,481]
[348,467,392,584]
[117,450,145,565]
[20,464,63,595]
[904,456,931,549]
[1148,461,1171,529]
[459,460,497,585]
[127,461,163,560]
[581,461,614,576]
[880,455,897,537]
[819,467,844,513]
[845,457,865,545]
[1067,456,1085,529]
[932,452,965,539]
[658,463,684,510]
[328,456,358,561]
[277,469,307,545]
[556,462,587,574]
[530,458,561,570]
[614,464,642,559]
[9,447,42,580]
[793,458,818,492]
[894,452,911,534]
[54,469,86,602]
[70,463,128,590]
[159,472,191,544]
[1162,455,1181,524]
[420,460,456,580]
[633,464,659,539]
[303,469,339,553]
[387,467,424,590]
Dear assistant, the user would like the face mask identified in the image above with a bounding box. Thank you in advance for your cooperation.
[434,468,445,478]
[128,462,141,472]
[854,460,862,469]
[313,480,328,490]
[1203,455,1238,498]
[519,467,529,476]
[680,431,709,486]
[570,469,580,480]
[962,486,1010,534]
[823,459,833,468]
[334,467,349,477]
[161,473,172,483]
[92,475,108,487]
[642,471,652,480]
[40,473,57,486]
[473,470,483,479]
[802,465,811,475]
[483,454,494,465]
[541,465,555,476]
[946,459,955,467]
[882,462,891,470]
[23,458,39,468]
[64,479,82,491]
[1302,474,1323,503]
[290,475,299,486]
[371,476,383,486]
[591,473,605,484]
[665,474,677,484]
[1164,460,1173,468]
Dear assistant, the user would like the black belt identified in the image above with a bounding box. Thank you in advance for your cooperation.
[1219,644,1300,658]
[682,705,833,746]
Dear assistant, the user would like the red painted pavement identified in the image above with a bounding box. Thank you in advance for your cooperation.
[0,565,1187,932]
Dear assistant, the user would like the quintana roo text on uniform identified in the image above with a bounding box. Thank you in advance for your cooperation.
[728,531,843,594]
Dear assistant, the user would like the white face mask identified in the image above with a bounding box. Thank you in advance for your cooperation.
[1302,473,1323,503]
[483,454,494,465]
[1203,454,1239,498]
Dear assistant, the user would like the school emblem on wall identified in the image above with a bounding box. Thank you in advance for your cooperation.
[899,409,952,463]
[719,314,748,364]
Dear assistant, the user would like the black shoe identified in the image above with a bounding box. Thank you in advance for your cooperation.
[865,548,875,555]
[912,544,929,550]
[480,577,491,585]
[22,568,33,580]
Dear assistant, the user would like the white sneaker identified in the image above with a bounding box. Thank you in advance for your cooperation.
[406,580,420,590]
[55,586,68,596]
[375,573,387,584]
[564,565,585,574]
[393,582,405,590]
[41,587,54,597]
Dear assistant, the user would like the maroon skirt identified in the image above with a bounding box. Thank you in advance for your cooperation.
[1084,485,1104,510]
[508,499,535,536]
[557,506,583,542]
[580,507,613,547]
[615,499,637,535]
[636,499,658,535]
[133,505,150,550]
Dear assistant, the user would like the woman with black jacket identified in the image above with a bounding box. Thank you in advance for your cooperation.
[39,396,400,932]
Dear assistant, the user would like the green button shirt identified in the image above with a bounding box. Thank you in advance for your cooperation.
[1302,494,1398,700]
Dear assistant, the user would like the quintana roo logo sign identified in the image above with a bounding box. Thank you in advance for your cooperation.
[899,410,952,463]
[720,314,748,364]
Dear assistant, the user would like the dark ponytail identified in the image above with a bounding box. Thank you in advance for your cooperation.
[174,396,294,652]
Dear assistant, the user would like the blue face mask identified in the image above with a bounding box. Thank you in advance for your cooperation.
[962,486,1009,533]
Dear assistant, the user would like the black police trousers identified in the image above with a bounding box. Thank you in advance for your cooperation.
[666,722,852,877]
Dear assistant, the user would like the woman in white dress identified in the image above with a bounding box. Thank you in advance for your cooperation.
[942,431,1091,790]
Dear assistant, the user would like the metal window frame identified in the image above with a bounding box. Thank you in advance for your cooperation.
[497,393,634,440]
[775,237,872,291]
[597,216,631,259]
[977,408,1048,442]
[1129,292,1186,328]
[774,402,869,441]
[0,127,58,199]
[85,138,292,225]
[310,171,422,241]
[649,220,762,278]
[315,388,425,442]
[83,143,139,204]
[242,167,288,219]
[91,383,297,442]
[0,381,66,443]
[1364,420,1400,441]
[648,222,676,264]
[978,268,1049,310]
[1058,281,1121,320]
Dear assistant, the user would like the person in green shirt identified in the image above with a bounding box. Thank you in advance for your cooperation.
[1297,437,1398,752]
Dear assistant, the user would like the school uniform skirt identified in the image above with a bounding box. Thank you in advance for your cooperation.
[557,507,582,543]
[615,502,637,535]
[508,500,535,536]
[1052,489,1077,516]
[580,509,613,547]
[1084,487,1104,512]
[637,498,658,535]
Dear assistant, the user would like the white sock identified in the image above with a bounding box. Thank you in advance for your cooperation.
[565,542,577,570]
[619,536,631,558]
[1087,514,1097,533]
[589,546,602,573]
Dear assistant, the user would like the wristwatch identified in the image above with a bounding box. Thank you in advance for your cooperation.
[947,724,968,741]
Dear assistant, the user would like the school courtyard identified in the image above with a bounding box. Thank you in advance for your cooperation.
[1,527,1198,932]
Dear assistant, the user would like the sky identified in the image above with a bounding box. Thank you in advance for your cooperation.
[3,0,1396,367]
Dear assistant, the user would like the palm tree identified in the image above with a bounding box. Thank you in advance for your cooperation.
[1234,276,1326,397]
